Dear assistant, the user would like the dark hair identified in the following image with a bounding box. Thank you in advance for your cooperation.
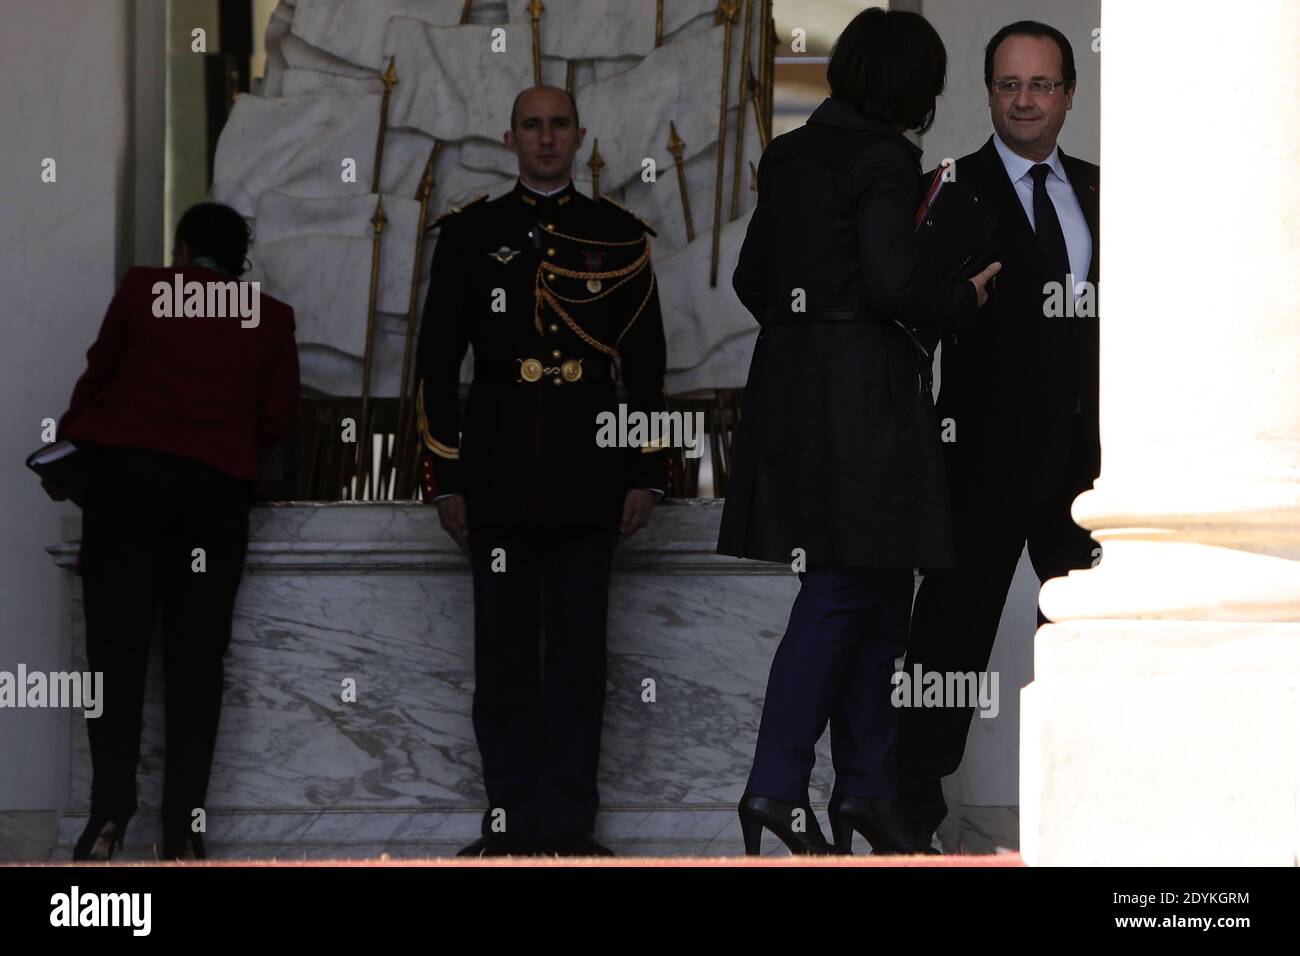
[826,8,947,135]
[984,20,1077,91]
[509,86,580,131]
[175,202,251,277]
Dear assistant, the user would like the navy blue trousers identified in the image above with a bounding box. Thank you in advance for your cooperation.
[746,567,912,801]
[467,525,616,841]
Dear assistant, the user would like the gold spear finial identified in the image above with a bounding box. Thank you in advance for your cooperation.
[418,146,437,201]
[528,0,545,84]
[587,138,605,199]
[382,55,398,90]
[667,121,685,158]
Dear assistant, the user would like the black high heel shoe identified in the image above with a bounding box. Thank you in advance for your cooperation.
[73,815,129,861]
[737,794,834,856]
[827,793,936,855]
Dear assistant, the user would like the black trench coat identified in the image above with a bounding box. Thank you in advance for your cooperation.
[716,98,978,569]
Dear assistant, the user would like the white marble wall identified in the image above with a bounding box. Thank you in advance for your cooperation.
[0,0,132,815]
[52,500,878,858]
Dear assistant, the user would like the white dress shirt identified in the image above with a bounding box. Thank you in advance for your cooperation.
[520,179,571,197]
[992,134,1093,299]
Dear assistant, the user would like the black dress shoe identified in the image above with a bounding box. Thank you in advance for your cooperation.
[539,833,614,857]
[73,815,129,862]
[899,777,947,850]
[159,831,207,861]
[456,834,537,857]
[737,794,834,856]
[827,793,934,855]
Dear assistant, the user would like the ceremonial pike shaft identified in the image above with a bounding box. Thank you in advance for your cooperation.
[668,121,695,242]
[710,0,740,286]
[730,0,756,221]
[356,195,387,497]
[371,57,397,194]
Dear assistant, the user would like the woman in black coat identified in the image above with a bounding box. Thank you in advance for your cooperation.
[718,8,1000,855]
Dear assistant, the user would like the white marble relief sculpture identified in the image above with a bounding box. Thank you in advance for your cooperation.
[505,0,717,59]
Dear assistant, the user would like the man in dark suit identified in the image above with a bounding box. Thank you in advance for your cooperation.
[413,86,669,857]
[899,21,1100,847]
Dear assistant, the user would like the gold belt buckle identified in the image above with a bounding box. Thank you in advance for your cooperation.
[518,358,543,382]
[560,358,583,382]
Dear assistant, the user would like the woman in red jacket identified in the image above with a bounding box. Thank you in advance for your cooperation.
[49,203,299,860]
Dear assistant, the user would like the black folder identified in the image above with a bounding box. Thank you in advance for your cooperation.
[26,439,89,506]
[914,166,1000,281]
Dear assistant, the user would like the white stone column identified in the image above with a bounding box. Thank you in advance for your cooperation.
[1021,0,1300,865]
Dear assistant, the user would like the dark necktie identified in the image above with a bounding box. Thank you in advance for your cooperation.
[1030,163,1072,283]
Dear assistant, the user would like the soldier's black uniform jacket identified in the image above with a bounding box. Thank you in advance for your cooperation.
[414,180,670,529]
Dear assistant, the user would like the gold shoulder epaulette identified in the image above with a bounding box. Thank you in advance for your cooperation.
[599,195,657,237]
[428,194,488,231]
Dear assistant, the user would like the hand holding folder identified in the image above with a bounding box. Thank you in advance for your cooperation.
[914,164,1001,282]
[894,165,1001,363]
[26,439,89,506]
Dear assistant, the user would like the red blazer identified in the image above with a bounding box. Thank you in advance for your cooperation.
[58,265,300,481]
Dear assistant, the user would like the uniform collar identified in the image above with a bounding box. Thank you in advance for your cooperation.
[514,178,577,207]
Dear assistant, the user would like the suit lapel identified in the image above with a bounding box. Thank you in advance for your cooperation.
[963,136,1046,276]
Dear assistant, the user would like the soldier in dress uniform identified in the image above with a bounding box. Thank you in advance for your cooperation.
[413,86,669,857]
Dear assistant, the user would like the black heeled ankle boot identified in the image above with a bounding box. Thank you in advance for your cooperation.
[827,793,935,855]
[73,815,129,862]
[737,794,834,856]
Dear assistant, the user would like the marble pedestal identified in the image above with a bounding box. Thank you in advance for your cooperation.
[1021,621,1300,865]
[50,499,857,858]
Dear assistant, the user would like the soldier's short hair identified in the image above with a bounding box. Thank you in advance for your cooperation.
[509,86,581,132]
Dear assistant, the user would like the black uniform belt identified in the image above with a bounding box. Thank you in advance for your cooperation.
[473,356,616,385]
[763,307,858,324]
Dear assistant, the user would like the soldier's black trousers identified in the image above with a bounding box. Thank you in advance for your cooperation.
[467,525,617,841]
[79,446,251,839]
